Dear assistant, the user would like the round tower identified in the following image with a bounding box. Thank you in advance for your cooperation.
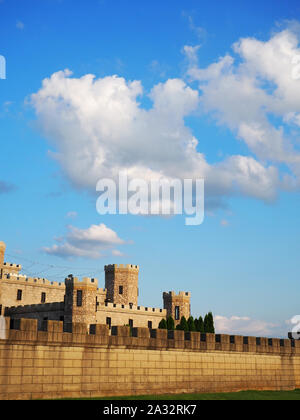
[0,242,6,267]
[105,264,139,306]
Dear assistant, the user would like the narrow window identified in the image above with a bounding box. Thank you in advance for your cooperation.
[119,285,123,295]
[148,321,152,329]
[106,317,111,329]
[77,290,83,307]
[129,319,133,328]
[175,306,180,321]
[17,289,22,301]
[41,292,46,303]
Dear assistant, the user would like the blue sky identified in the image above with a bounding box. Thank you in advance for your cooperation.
[1,0,300,337]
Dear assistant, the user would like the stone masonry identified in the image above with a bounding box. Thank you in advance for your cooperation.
[0,318,299,400]
[0,241,191,330]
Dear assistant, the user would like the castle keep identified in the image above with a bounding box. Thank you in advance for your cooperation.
[0,241,191,330]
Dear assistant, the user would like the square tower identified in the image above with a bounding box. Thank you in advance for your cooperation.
[64,275,98,325]
[163,291,191,325]
[0,242,5,267]
[105,264,139,306]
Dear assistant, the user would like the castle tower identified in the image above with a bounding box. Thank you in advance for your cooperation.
[105,264,139,306]
[64,275,98,325]
[0,241,21,278]
[163,291,191,325]
[0,241,6,267]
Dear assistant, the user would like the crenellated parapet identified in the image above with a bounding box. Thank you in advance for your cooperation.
[1,317,299,357]
[1,273,65,287]
[105,264,139,272]
[1,262,22,276]
[65,275,98,288]
[100,301,166,314]
[163,291,191,298]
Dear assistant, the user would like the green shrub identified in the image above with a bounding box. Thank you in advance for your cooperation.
[166,316,175,331]
[158,319,167,329]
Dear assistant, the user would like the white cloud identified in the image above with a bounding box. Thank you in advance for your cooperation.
[182,45,201,66]
[183,12,207,42]
[44,223,128,259]
[185,25,300,192]
[30,70,280,205]
[112,249,125,257]
[215,315,285,337]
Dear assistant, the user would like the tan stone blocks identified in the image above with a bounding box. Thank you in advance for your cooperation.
[134,327,150,338]
[2,321,300,400]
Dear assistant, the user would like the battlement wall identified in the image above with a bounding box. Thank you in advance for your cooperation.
[65,277,99,287]
[1,274,65,288]
[96,288,106,294]
[2,262,22,270]
[105,264,139,271]
[0,317,300,400]
[1,317,299,356]
[101,302,165,313]
[163,291,191,298]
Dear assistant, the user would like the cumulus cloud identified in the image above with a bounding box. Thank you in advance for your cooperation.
[30,69,280,205]
[215,315,288,338]
[43,223,128,259]
[185,25,300,192]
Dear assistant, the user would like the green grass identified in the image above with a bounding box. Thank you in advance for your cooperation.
[63,389,300,400]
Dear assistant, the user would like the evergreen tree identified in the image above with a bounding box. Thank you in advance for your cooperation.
[204,312,215,333]
[204,314,209,333]
[207,312,215,334]
[196,316,205,333]
[178,316,189,332]
[166,316,175,331]
[158,319,167,329]
[199,316,205,333]
[187,316,196,332]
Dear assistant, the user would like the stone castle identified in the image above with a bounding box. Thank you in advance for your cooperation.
[0,241,191,330]
[1,240,300,400]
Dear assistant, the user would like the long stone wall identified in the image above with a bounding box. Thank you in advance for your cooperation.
[0,317,299,400]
